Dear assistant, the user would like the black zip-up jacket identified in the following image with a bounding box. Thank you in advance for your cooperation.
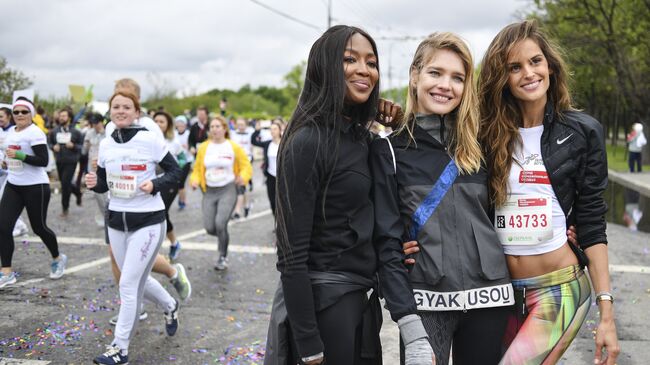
[251,129,274,177]
[371,119,512,315]
[277,121,377,358]
[48,125,83,164]
[91,127,181,231]
[535,104,608,248]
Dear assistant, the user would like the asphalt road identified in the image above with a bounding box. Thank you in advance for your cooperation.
[0,162,648,364]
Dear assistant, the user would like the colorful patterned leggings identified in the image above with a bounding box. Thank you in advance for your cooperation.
[500,265,591,365]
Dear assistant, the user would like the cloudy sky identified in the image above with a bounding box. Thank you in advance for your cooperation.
[0,0,531,101]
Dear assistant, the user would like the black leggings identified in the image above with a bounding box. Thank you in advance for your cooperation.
[160,186,179,233]
[400,306,511,365]
[266,174,276,216]
[56,161,81,211]
[178,163,191,189]
[0,183,60,267]
[288,290,379,365]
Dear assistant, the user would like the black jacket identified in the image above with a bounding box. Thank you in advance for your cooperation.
[251,129,274,177]
[371,122,512,315]
[188,121,208,151]
[536,105,608,248]
[276,121,377,358]
[48,125,83,164]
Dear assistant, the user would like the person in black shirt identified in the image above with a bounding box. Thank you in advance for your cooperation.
[188,105,209,156]
[265,25,433,365]
[48,107,83,216]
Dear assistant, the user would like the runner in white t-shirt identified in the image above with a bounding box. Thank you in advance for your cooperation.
[86,91,180,365]
[230,117,255,218]
[0,105,29,237]
[173,115,192,210]
[0,97,67,289]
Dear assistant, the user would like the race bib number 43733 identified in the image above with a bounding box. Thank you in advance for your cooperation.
[495,195,553,245]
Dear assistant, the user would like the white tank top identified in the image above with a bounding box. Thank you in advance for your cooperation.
[495,125,567,255]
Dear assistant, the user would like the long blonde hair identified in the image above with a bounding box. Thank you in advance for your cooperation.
[478,20,574,206]
[397,32,482,175]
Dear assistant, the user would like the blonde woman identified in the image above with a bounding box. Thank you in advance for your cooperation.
[371,33,512,365]
[190,116,252,270]
[479,20,619,364]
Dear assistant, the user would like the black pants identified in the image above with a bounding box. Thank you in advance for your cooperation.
[400,306,511,365]
[0,183,60,267]
[178,163,191,189]
[629,151,642,172]
[160,186,179,233]
[56,161,81,211]
[288,290,378,365]
[266,174,277,216]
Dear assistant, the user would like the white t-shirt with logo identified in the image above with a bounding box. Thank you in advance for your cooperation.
[98,129,168,212]
[4,124,50,186]
[203,141,235,187]
[174,129,193,162]
[495,125,567,255]
[267,141,279,177]
[231,128,254,159]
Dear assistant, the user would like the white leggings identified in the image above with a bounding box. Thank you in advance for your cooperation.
[108,222,175,352]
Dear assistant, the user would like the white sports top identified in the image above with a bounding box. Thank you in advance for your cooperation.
[4,124,49,186]
[495,125,567,255]
[98,129,168,212]
[203,141,235,187]
[267,141,279,177]
[231,128,254,158]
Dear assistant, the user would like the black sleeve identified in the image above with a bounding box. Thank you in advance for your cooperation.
[370,137,418,322]
[92,166,109,193]
[251,130,268,148]
[23,144,49,167]
[276,127,324,358]
[151,152,182,195]
[575,118,608,248]
[47,129,56,148]
[72,129,83,153]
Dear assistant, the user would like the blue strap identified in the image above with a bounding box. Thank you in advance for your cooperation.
[409,160,458,240]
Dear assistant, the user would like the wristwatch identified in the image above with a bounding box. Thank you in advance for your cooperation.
[596,291,614,304]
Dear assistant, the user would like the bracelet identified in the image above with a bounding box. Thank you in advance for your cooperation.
[595,291,614,304]
[301,352,324,363]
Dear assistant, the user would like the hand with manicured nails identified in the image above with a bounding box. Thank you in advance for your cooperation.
[375,98,404,127]
[85,172,97,189]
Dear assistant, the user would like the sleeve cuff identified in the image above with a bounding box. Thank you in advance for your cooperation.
[398,314,428,345]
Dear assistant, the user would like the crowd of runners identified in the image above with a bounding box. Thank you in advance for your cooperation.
[0,19,622,365]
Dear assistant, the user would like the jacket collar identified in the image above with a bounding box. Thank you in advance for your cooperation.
[111,126,147,144]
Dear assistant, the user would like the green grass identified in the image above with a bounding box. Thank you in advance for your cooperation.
[606,144,650,172]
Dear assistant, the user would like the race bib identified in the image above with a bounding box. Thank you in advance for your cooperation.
[205,167,227,185]
[6,158,23,172]
[56,132,72,144]
[107,172,137,198]
[495,195,553,245]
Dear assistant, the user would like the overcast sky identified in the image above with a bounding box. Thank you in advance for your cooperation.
[0,0,531,101]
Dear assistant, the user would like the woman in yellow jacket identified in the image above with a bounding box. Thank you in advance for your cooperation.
[190,116,252,270]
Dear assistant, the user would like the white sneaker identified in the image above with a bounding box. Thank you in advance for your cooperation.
[0,272,17,289]
[50,254,68,279]
[12,225,29,237]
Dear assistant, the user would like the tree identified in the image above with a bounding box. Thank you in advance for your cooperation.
[282,61,306,116]
[0,57,32,103]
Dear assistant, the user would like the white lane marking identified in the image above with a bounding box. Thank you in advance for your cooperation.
[0,359,51,365]
[15,257,111,287]
[609,264,650,274]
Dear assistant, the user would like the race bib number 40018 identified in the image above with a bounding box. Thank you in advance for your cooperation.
[107,173,137,198]
[495,195,553,245]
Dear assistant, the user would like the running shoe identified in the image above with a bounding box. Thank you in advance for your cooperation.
[168,241,182,261]
[0,272,17,289]
[49,253,67,279]
[214,256,228,271]
[164,299,179,336]
[170,263,191,301]
[231,213,241,220]
[244,207,250,218]
[12,225,29,237]
[109,310,148,326]
[178,200,186,210]
[93,345,128,365]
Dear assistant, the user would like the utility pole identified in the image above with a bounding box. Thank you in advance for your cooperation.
[327,0,332,28]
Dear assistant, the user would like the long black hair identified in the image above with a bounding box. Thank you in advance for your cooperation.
[275,25,380,257]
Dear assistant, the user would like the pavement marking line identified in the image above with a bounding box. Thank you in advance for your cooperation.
[0,359,51,365]
[609,264,650,274]
[15,257,111,288]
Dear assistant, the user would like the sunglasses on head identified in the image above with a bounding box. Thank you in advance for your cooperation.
[13,110,30,115]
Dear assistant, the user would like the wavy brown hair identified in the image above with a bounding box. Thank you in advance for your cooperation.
[478,20,574,206]
[397,32,482,175]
